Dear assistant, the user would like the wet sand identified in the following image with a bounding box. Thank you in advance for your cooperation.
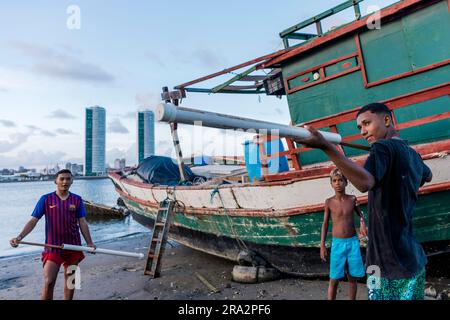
[0,233,446,300]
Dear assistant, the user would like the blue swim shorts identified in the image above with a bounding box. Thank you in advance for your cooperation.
[330,236,365,280]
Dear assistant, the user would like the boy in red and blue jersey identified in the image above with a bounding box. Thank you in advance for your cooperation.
[10,169,95,300]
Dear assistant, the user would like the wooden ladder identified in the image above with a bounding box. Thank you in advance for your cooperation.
[144,199,175,277]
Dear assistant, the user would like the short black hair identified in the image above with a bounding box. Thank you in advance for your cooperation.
[356,102,392,118]
[55,169,73,178]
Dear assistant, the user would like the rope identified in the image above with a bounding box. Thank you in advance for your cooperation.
[210,187,248,251]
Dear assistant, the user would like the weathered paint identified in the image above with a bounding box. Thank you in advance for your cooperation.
[120,187,450,248]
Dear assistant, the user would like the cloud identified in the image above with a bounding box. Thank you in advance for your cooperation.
[174,47,227,69]
[26,125,40,131]
[41,130,57,137]
[145,52,166,67]
[24,125,74,137]
[0,132,31,153]
[0,87,9,93]
[122,111,136,119]
[108,119,129,134]
[0,119,16,127]
[192,48,225,69]
[0,150,67,168]
[10,41,115,83]
[55,128,76,135]
[135,92,158,108]
[47,109,77,119]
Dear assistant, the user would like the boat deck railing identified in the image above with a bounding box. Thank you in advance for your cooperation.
[280,0,364,49]
[256,82,450,181]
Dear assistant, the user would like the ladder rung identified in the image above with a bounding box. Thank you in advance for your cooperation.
[155,222,165,227]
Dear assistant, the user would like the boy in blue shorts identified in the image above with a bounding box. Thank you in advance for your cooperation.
[320,168,367,300]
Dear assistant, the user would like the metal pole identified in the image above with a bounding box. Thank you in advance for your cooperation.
[162,87,187,181]
[156,103,371,151]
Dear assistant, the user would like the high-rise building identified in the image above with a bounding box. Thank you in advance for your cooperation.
[85,106,106,176]
[137,110,155,163]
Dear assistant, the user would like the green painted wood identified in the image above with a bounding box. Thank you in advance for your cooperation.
[282,1,450,165]
[185,87,264,94]
[123,189,450,248]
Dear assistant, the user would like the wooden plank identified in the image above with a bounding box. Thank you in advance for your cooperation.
[365,59,450,88]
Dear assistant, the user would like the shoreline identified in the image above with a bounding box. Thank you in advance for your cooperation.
[1,233,447,300]
[0,233,365,300]
[0,176,109,184]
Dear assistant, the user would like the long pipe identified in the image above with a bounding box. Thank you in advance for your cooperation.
[157,102,341,143]
[19,241,145,259]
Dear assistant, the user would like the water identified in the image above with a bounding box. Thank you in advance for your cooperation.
[0,178,149,258]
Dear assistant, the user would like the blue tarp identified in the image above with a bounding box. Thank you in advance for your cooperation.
[136,155,196,185]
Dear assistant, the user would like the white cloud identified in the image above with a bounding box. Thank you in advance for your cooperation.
[0,132,31,153]
[0,119,16,127]
[108,119,129,134]
[11,41,115,83]
[0,150,67,168]
[47,109,77,119]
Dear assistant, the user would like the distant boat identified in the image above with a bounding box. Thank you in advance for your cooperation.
[109,0,450,276]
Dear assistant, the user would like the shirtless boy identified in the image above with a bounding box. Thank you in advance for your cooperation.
[321,168,367,300]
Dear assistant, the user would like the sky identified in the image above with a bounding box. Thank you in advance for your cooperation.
[0,0,397,169]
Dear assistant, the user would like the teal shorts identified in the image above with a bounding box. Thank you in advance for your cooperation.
[330,236,365,280]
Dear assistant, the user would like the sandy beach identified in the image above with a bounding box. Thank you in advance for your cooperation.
[1,233,447,300]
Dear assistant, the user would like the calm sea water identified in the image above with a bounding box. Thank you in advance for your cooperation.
[0,178,149,258]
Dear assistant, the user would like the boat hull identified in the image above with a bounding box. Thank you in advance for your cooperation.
[109,153,449,276]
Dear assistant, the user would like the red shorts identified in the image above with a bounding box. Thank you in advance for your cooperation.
[41,251,85,269]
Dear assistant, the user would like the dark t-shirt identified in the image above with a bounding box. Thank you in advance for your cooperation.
[363,138,431,279]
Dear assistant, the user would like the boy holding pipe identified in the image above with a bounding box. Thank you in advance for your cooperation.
[295,103,432,300]
[9,169,95,300]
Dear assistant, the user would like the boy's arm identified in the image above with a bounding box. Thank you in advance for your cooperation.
[294,126,375,192]
[353,197,367,237]
[79,217,95,248]
[320,201,331,262]
[10,217,39,247]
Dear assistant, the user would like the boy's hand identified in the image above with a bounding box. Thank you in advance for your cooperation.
[87,242,96,254]
[9,237,20,248]
[320,244,328,262]
[293,126,334,151]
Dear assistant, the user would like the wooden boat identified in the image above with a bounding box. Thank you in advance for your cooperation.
[109,0,450,276]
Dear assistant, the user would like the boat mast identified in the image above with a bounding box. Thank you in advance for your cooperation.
[161,86,187,182]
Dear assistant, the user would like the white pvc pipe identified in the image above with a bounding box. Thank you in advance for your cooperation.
[62,244,145,259]
[156,103,342,144]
